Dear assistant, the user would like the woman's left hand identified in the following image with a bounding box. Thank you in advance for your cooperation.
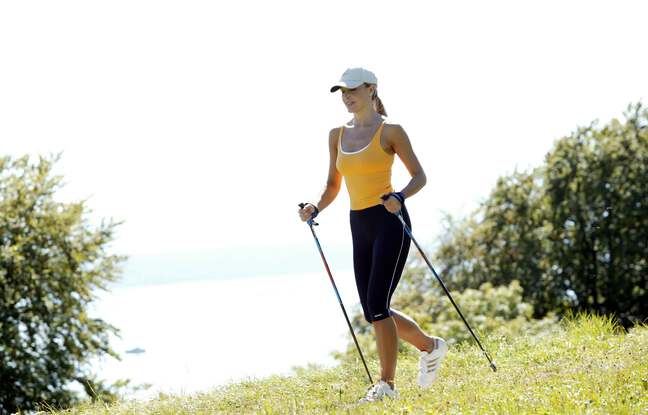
[381,194,402,213]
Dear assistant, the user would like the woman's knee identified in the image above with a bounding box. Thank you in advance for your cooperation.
[366,301,391,322]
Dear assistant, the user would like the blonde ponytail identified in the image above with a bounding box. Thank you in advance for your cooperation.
[366,83,387,117]
[373,95,387,117]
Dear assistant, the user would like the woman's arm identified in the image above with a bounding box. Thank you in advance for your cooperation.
[312,128,343,212]
[388,124,427,199]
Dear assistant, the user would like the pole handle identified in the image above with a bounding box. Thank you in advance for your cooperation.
[298,202,319,226]
[380,193,403,216]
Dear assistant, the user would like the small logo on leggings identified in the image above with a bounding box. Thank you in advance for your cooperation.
[373,313,383,317]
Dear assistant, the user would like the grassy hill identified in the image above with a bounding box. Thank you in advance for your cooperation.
[39,313,647,414]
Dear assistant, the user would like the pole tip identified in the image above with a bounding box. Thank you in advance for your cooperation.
[490,361,497,372]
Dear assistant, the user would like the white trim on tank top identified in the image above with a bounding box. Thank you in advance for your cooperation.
[339,121,384,155]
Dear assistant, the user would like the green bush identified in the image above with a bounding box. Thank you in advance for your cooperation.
[333,269,557,363]
[0,153,132,414]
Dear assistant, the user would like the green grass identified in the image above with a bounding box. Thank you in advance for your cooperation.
[41,312,648,414]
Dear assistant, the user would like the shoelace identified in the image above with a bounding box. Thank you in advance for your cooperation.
[366,383,380,398]
[364,382,385,400]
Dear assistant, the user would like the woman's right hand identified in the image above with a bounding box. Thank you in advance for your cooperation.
[298,204,316,222]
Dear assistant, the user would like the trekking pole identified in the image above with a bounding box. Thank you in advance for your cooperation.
[380,195,497,372]
[298,203,374,384]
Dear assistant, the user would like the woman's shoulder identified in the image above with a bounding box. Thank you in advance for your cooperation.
[328,125,344,149]
[380,120,411,152]
[381,119,406,137]
[328,126,342,141]
[328,119,352,140]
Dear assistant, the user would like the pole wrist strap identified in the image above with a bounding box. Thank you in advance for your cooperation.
[308,203,320,218]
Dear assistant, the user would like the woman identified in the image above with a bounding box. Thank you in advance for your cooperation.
[298,67,448,404]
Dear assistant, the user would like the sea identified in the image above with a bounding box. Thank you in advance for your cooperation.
[79,268,360,402]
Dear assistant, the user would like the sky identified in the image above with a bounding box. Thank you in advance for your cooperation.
[1,1,647,281]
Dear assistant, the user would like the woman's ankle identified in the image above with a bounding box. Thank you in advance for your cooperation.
[381,378,395,389]
[420,336,437,353]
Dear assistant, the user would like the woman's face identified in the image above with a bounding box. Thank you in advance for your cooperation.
[340,84,374,113]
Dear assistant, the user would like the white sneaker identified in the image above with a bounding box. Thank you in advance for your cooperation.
[418,337,448,387]
[358,380,399,403]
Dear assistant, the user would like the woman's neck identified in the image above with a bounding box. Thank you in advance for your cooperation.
[351,107,382,128]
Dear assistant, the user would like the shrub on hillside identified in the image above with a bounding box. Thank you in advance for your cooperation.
[333,276,557,363]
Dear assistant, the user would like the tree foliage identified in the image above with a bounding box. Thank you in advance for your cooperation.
[0,153,128,414]
[433,101,647,325]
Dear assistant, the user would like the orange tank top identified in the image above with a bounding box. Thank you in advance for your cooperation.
[335,120,395,210]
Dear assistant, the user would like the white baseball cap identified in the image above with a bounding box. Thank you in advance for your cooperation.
[330,67,378,93]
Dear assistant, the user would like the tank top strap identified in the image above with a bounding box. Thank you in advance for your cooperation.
[367,120,385,149]
[375,120,385,142]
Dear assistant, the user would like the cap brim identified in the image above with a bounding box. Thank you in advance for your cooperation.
[330,80,365,93]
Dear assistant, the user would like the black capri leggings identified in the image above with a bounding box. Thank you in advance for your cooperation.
[350,202,412,323]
